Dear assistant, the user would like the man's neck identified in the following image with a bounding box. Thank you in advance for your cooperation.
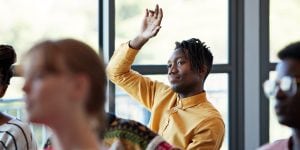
[178,89,204,99]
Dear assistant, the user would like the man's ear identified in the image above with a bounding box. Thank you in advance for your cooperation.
[0,85,8,98]
[198,65,208,77]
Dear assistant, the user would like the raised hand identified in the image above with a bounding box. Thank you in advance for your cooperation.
[140,4,163,39]
[129,4,163,50]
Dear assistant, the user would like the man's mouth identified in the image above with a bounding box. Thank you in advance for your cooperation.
[275,103,287,116]
[169,75,180,83]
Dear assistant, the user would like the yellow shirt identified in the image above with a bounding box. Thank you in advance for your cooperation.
[106,43,225,150]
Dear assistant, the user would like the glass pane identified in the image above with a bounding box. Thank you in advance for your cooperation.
[115,73,229,150]
[270,0,300,62]
[2,77,24,100]
[268,71,291,142]
[115,0,228,64]
[0,0,99,64]
[0,0,98,148]
[205,73,228,150]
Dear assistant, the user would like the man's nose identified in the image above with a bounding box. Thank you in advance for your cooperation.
[168,65,178,74]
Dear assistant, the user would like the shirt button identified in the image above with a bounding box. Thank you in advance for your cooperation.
[171,107,177,113]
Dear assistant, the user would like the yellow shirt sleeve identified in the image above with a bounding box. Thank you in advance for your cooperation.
[106,42,168,109]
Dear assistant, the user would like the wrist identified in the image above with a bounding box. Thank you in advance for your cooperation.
[129,35,149,50]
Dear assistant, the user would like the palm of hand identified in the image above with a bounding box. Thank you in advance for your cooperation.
[139,5,163,39]
[141,17,160,39]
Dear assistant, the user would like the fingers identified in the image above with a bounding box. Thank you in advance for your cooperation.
[145,9,149,17]
[148,10,155,17]
[154,4,159,18]
[147,4,162,19]
[157,8,163,25]
[145,4,163,26]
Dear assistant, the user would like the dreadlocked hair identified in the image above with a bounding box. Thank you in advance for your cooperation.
[0,45,16,85]
[278,41,300,61]
[175,38,213,81]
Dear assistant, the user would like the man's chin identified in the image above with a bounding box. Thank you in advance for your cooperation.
[171,85,180,93]
[278,116,295,128]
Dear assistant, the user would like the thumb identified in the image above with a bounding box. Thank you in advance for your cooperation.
[152,26,161,36]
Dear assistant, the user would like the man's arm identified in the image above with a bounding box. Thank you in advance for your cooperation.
[186,118,225,150]
[106,5,165,109]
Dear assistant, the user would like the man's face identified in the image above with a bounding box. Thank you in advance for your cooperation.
[167,49,203,95]
[275,59,300,128]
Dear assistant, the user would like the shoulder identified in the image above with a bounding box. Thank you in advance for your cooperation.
[193,101,223,123]
[5,118,32,135]
[0,118,37,150]
[0,118,27,135]
[193,95,223,119]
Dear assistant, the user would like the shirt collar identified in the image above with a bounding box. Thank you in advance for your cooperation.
[176,92,207,110]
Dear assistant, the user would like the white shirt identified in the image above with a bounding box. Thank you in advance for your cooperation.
[0,117,37,150]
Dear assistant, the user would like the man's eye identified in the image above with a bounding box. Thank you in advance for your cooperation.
[167,64,172,68]
[177,61,184,65]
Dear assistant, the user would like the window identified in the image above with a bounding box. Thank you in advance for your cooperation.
[269,0,300,62]
[115,0,228,64]
[0,0,98,148]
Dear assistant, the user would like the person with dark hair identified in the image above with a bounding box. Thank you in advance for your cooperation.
[0,45,37,150]
[106,5,224,149]
[259,41,300,150]
[174,38,213,82]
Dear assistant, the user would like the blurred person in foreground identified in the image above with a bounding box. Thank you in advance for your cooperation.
[25,39,179,150]
[106,4,224,149]
[259,41,300,150]
[0,45,37,150]
[22,39,107,150]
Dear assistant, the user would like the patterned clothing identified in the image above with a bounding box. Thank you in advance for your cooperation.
[43,138,52,150]
[104,113,177,150]
[106,43,225,149]
[44,113,177,150]
[0,117,37,150]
